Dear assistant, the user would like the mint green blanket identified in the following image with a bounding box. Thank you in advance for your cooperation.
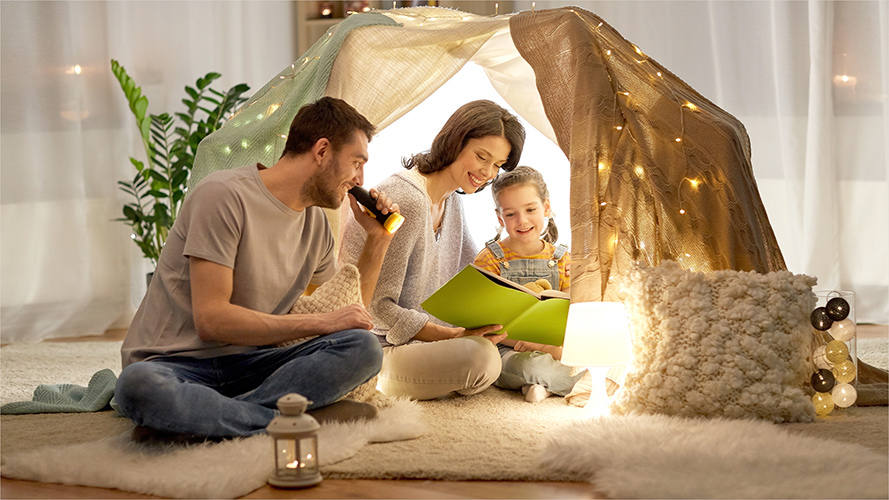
[1,368,117,414]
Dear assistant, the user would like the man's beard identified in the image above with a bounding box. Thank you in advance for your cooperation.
[302,156,346,209]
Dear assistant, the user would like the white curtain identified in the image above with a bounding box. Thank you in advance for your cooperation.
[0,1,297,342]
[513,0,888,323]
[2,1,886,344]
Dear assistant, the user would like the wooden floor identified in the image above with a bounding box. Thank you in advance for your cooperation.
[2,325,886,499]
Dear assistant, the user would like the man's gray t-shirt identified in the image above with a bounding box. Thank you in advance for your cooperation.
[121,164,337,368]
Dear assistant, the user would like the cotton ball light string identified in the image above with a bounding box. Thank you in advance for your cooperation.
[808,291,857,415]
[829,318,856,342]
[832,360,857,384]
[831,383,857,408]
[812,392,835,416]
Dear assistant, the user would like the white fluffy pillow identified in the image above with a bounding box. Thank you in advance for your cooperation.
[612,261,816,423]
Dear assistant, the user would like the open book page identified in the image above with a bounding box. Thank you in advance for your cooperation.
[421,265,568,346]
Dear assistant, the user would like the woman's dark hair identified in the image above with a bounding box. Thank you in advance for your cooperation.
[281,97,375,158]
[490,165,559,244]
[402,100,525,192]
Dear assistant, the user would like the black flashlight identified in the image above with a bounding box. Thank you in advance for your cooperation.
[348,186,405,234]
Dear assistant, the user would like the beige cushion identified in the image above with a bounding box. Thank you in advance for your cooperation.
[611,261,817,423]
[281,264,390,408]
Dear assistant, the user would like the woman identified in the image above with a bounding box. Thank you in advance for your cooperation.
[338,100,526,400]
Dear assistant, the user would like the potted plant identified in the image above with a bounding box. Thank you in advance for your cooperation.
[111,60,250,273]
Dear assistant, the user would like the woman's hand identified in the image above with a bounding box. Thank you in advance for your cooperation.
[412,322,507,344]
[461,324,507,345]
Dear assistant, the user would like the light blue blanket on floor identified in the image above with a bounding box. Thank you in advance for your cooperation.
[1,368,117,414]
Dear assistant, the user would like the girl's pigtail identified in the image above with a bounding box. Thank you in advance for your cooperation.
[542,217,559,245]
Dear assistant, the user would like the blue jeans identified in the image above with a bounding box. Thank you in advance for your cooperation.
[114,329,382,437]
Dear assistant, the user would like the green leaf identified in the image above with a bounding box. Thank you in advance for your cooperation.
[134,96,149,121]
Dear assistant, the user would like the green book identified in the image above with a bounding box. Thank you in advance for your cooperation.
[421,264,569,346]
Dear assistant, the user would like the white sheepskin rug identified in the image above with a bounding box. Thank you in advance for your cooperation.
[538,413,889,499]
[0,399,424,499]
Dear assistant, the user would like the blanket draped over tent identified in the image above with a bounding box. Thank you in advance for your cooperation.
[190,6,786,302]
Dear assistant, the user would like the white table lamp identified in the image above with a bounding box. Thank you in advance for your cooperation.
[561,301,632,416]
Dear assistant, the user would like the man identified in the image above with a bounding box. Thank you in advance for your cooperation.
[115,97,398,439]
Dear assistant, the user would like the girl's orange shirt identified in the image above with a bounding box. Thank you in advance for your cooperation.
[473,240,570,292]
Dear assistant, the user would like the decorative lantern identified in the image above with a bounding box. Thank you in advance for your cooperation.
[267,393,322,488]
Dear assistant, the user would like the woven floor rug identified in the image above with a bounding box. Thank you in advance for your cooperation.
[1,338,887,498]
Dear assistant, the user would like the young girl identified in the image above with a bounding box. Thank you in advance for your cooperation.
[473,166,582,403]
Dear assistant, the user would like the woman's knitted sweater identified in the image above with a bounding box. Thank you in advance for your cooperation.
[338,169,478,347]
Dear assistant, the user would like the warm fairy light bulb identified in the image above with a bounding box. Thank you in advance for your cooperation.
[683,102,698,111]
[679,208,686,214]
[687,178,700,188]
[832,360,856,383]
[813,345,832,369]
[634,165,644,177]
[598,162,605,170]
[606,50,612,56]
[656,71,663,77]
[824,340,849,364]
[74,64,82,75]
[831,383,857,408]
[615,125,623,130]
[600,202,606,206]
[812,392,835,415]
[675,137,682,142]
[828,318,856,342]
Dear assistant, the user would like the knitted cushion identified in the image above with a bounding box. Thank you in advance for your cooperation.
[611,261,817,423]
[281,264,389,408]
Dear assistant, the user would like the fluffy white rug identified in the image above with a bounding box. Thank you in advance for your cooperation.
[0,399,424,499]
[539,413,888,499]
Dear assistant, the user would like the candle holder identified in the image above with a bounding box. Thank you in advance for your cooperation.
[267,393,322,488]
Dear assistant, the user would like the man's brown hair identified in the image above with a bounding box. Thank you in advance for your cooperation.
[281,97,374,158]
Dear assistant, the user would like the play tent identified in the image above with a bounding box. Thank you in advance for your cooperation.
[190,5,786,302]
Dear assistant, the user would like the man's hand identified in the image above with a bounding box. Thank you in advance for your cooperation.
[319,303,374,332]
[351,188,398,307]
[348,188,400,239]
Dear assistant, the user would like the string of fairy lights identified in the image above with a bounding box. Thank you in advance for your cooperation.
[216,4,507,167]
[568,8,704,276]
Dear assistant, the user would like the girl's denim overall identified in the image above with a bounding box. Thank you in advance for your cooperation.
[484,240,581,395]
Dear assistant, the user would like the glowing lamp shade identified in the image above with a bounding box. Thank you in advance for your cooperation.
[561,302,632,368]
[561,302,632,416]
